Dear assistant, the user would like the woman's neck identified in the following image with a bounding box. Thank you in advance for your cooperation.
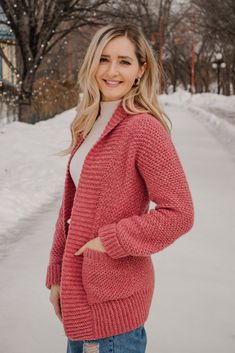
[100,98,122,103]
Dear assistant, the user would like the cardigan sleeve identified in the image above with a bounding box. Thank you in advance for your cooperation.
[98,114,194,258]
[45,199,66,289]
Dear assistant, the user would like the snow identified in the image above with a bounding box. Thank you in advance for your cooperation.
[160,90,235,163]
[0,109,74,258]
[0,92,235,352]
[161,90,235,114]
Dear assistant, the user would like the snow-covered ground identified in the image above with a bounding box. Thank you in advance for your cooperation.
[0,92,235,353]
[161,90,235,163]
[0,109,74,259]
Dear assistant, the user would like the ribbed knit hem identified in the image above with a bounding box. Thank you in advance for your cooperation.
[91,287,153,339]
[45,263,62,289]
[66,286,154,341]
[98,223,127,259]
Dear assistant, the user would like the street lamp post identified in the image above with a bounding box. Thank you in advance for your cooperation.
[212,53,226,94]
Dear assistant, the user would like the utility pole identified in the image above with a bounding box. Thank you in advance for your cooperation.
[191,13,196,94]
[191,33,196,94]
[159,15,164,94]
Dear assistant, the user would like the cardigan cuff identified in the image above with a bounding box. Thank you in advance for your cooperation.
[45,263,62,289]
[98,223,127,259]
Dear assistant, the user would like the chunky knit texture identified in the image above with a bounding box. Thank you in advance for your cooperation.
[45,102,194,341]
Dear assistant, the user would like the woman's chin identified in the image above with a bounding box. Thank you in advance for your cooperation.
[100,93,124,101]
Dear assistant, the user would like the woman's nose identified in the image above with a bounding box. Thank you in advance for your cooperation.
[106,62,119,76]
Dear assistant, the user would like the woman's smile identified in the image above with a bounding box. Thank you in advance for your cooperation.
[103,79,123,87]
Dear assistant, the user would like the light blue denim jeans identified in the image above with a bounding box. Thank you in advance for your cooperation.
[66,325,147,353]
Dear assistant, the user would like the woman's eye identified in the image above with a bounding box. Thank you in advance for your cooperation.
[100,58,107,62]
[100,58,131,65]
[121,60,131,65]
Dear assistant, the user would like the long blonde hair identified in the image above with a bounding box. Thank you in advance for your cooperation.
[57,23,172,156]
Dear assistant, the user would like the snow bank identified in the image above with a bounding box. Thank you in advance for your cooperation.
[160,90,235,113]
[160,91,235,163]
[0,108,76,244]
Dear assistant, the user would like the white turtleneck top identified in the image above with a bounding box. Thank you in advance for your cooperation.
[67,99,122,225]
[70,99,122,189]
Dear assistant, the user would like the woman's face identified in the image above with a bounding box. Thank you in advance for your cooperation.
[95,36,146,102]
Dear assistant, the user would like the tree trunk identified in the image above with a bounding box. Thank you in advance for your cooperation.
[232,80,235,95]
[18,102,35,124]
[18,72,35,123]
[223,69,231,96]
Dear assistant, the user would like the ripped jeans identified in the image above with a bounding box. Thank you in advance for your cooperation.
[66,325,147,353]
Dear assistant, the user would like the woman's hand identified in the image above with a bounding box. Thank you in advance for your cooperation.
[49,284,63,322]
[74,236,106,256]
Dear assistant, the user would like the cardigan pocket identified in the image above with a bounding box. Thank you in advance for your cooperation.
[81,248,154,305]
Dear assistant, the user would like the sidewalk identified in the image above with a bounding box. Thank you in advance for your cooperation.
[0,198,67,353]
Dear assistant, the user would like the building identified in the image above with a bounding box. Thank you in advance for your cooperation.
[0,6,18,125]
[0,6,16,86]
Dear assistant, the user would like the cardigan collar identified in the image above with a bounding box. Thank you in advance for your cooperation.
[63,101,129,236]
[69,101,127,163]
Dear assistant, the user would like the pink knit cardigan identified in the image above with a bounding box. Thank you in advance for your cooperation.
[45,102,194,341]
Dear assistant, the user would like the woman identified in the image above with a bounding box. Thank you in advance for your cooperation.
[45,24,194,353]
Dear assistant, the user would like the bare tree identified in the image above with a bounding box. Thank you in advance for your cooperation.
[0,0,116,122]
[191,0,235,94]
[191,0,235,40]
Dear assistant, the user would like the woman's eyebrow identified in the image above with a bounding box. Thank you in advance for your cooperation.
[101,54,134,61]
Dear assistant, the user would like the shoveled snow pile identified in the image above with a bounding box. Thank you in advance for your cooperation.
[160,90,235,163]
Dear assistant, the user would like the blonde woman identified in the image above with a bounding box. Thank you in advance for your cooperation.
[45,24,194,353]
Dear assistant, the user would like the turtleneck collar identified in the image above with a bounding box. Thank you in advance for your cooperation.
[99,99,122,120]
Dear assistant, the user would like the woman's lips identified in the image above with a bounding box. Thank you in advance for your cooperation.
[103,79,123,87]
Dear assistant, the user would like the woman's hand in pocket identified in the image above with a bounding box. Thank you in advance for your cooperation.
[49,284,63,322]
[74,236,106,256]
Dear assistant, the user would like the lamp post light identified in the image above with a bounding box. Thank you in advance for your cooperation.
[212,52,226,94]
